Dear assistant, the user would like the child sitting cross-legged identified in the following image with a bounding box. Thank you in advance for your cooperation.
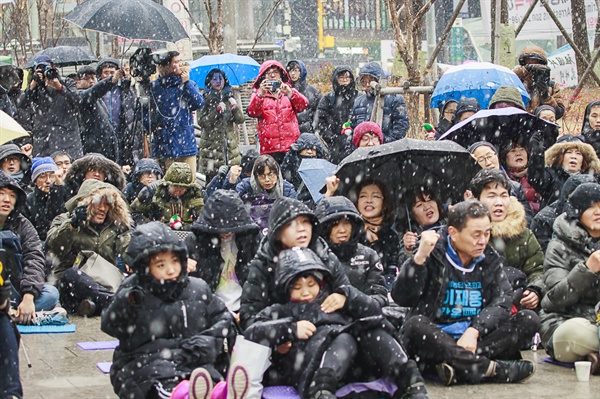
[244,247,429,399]
[101,222,242,399]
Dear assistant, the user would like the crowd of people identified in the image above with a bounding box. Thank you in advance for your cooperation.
[1,44,600,399]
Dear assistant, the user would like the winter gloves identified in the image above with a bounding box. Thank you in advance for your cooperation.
[70,205,88,228]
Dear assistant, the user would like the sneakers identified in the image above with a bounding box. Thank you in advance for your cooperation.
[227,364,249,399]
[490,359,536,383]
[586,352,600,375]
[308,367,338,399]
[33,307,68,326]
[77,299,96,317]
[189,367,213,399]
[436,363,455,386]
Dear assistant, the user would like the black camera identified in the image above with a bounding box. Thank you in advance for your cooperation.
[130,47,157,83]
[269,80,281,91]
[44,66,59,80]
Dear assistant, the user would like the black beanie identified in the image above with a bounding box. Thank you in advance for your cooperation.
[565,183,600,220]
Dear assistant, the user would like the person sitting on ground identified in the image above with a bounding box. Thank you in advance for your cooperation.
[499,140,542,214]
[23,157,64,242]
[204,148,258,200]
[580,100,600,155]
[540,183,600,373]
[530,174,596,253]
[0,144,31,193]
[245,247,428,399]
[131,162,204,230]
[122,158,162,204]
[47,179,132,316]
[248,60,308,163]
[231,154,297,200]
[393,201,540,386]
[185,190,260,321]
[0,172,63,326]
[281,133,329,208]
[469,169,544,311]
[60,152,127,204]
[400,188,447,265]
[0,260,23,399]
[197,68,245,182]
[101,222,236,399]
[468,141,534,223]
[488,86,526,111]
[286,60,322,135]
[528,133,600,210]
[435,99,457,139]
[450,98,480,126]
[350,62,409,143]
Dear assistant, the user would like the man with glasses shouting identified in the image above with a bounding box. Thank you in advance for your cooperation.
[248,60,309,164]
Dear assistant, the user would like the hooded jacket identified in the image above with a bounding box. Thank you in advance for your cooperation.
[234,168,297,200]
[247,60,309,155]
[488,86,525,110]
[101,222,233,399]
[61,153,127,204]
[122,158,163,203]
[392,227,513,335]
[197,69,245,176]
[530,174,597,253]
[581,100,600,155]
[0,144,31,192]
[18,76,83,158]
[287,60,322,134]
[434,99,457,138]
[315,196,388,308]
[185,190,260,292]
[147,73,204,159]
[450,97,481,126]
[239,197,351,330]
[539,213,600,351]
[280,133,328,207]
[244,247,384,397]
[489,197,544,297]
[78,77,120,162]
[0,172,46,299]
[527,133,600,209]
[131,163,204,228]
[46,179,132,279]
[316,66,359,164]
[513,46,565,119]
[350,62,409,143]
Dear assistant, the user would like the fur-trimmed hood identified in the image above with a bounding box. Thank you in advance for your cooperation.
[545,140,600,173]
[67,179,132,229]
[64,153,127,191]
[490,197,526,239]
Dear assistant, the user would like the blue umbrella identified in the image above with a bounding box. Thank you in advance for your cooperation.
[189,53,260,88]
[298,158,337,204]
[431,62,530,109]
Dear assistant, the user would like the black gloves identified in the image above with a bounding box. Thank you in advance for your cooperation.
[71,205,88,228]
[217,165,229,177]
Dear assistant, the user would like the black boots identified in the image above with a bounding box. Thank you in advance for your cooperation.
[308,367,338,399]
[393,359,429,399]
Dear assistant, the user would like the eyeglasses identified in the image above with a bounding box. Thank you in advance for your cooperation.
[265,69,281,77]
[359,133,381,145]
[257,172,277,181]
[337,74,351,81]
[476,153,497,164]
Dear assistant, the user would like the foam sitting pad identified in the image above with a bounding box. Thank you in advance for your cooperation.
[262,386,299,399]
[97,362,112,374]
[77,341,119,350]
[541,356,575,368]
[262,378,397,399]
[17,324,76,334]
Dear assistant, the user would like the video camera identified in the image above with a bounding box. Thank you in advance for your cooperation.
[33,65,60,83]
[130,47,169,84]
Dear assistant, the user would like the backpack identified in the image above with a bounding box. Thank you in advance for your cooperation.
[242,193,275,235]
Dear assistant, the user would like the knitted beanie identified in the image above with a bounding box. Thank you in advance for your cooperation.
[31,157,58,182]
[352,121,384,147]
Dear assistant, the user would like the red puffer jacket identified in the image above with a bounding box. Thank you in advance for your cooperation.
[248,60,309,154]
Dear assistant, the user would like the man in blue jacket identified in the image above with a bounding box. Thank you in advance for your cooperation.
[350,62,409,142]
[147,51,204,175]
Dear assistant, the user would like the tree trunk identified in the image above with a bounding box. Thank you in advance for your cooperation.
[594,0,600,49]
[571,0,594,87]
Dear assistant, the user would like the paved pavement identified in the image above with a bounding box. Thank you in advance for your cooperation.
[19,316,600,398]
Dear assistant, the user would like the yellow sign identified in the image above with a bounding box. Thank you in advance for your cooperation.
[324,36,335,48]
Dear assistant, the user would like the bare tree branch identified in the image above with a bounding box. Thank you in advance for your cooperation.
[247,0,283,57]
[414,0,436,24]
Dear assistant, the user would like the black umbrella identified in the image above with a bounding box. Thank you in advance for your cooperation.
[327,138,481,208]
[63,0,188,42]
[438,107,560,150]
[24,46,97,68]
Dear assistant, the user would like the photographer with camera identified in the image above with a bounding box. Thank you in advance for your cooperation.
[17,55,82,159]
[146,51,203,176]
[513,46,565,120]
[247,60,308,164]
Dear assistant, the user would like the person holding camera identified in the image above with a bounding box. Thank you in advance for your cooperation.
[247,60,308,164]
[147,51,204,176]
[513,46,565,120]
[18,55,82,159]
